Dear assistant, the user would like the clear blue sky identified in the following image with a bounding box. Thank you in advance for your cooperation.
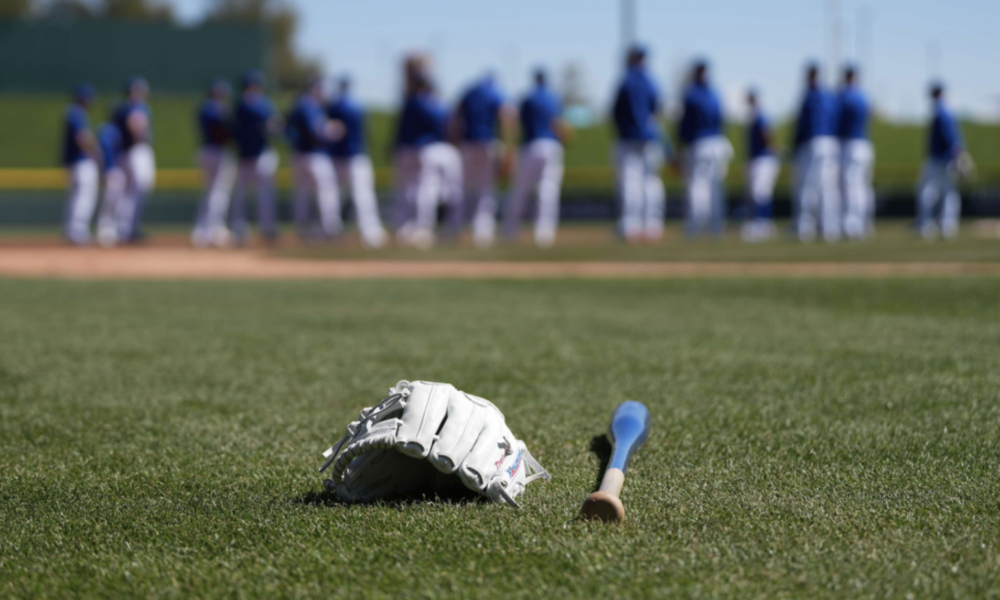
[173,0,999,121]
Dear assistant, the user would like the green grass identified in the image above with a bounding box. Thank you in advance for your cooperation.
[1,277,999,598]
[2,93,998,188]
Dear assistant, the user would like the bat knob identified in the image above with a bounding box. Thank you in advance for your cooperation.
[580,491,625,523]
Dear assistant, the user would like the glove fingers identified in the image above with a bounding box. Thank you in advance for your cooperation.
[459,419,507,492]
[396,381,452,459]
[429,396,484,473]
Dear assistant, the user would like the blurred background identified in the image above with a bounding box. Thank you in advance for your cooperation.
[0,0,997,227]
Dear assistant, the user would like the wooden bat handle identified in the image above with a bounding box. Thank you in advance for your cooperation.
[580,468,627,522]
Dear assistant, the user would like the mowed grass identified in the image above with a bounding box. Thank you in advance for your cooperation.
[282,221,1000,263]
[1,278,999,598]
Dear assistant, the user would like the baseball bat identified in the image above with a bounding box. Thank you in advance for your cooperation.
[580,400,651,522]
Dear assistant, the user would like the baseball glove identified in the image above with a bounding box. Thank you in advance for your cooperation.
[318,380,550,507]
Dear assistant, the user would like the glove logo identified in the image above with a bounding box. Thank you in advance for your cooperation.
[507,449,523,478]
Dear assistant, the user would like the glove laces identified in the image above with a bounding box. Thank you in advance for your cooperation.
[318,381,412,473]
[487,447,551,509]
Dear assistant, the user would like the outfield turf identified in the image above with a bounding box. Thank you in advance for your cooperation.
[1,278,999,598]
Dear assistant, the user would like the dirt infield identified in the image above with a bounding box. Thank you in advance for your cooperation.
[1,245,999,279]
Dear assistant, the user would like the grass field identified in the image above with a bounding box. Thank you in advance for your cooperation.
[1,93,998,189]
[1,276,999,598]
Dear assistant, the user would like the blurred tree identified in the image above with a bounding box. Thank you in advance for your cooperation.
[204,0,320,90]
[44,0,97,19]
[99,0,172,21]
[0,0,35,18]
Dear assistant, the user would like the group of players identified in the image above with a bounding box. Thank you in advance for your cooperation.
[60,44,974,249]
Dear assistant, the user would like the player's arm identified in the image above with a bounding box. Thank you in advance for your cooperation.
[76,128,102,170]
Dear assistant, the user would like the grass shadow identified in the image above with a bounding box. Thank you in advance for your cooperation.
[293,485,485,510]
[589,434,612,493]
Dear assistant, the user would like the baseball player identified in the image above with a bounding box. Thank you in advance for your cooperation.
[612,44,667,244]
[61,84,100,245]
[326,76,388,248]
[454,73,512,247]
[394,72,463,249]
[112,76,155,244]
[741,89,780,242]
[191,78,237,248]
[792,63,841,242]
[286,78,344,242]
[504,68,569,248]
[915,82,974,239]
[391,54,431,235]
[231,70,281,244]
[95,120,125,247]
[837,65,875,239]
[677,60,733,238]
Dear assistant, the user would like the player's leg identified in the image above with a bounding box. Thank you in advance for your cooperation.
[863,142,877,236]
[310,153,343,238]
[342,155,387,248]
[915,161,940,238]
[442,144,465,240]
[708,137,733,237]
[204,153,236,247]
[940,166,961,239]
[796,144,821,241]
[819,139,842,242]
[256,150,280,241]
[127,143,156,242]
[641,142,666,242]
[291,153,314,237]
[503,145,541,242]
[534,141,564,248]
[616,142,644,242]
[468,144,498,247]
[841,141,867,239]
[392,149,419,233]
[97,166,126,247]
[193,149,221,246]
[685,141,714,237]
[230,159,253,243]
[409,144,445,248]
[64,159,99,245]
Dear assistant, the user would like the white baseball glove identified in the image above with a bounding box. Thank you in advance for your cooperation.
[318,380,550,507]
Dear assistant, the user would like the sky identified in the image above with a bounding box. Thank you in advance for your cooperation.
[172,0,1000,122]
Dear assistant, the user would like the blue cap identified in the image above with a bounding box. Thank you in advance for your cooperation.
[73,83,95,103]
[241,70,265,90]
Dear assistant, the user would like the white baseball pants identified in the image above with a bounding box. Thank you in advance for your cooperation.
[412,142,463,237]
[841,139,875,239]
[333,155,388,248]
[504,139,564,247]
[96,167,126,247]
[684,135,732,237]
[915,159,961,239]
[231,149,280,240]
[616,141,665,242]
[117,143,156,241]
[64,158,99,244]
[192,147,237,246]
[293,152,343,238]
[460,142,500,246]
[794,136,841,242]
[392,148,420,231]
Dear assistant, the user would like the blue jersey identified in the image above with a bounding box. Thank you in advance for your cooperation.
[678,83,723,145]
[198,98,230,148]
[285,95,328,153]
[748,112,774,159]
[112,100,152,150]
[837,87,869,141]
[233,92,276,158]
[395,93,448,148]
[62,104,91,166]
[457,79,504,142]
[97,123,122,172]
[612,67,661,142]
[928,102,963,161]
[327,94,366,158]
[519,86,561,145]
[793,88,838,150]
